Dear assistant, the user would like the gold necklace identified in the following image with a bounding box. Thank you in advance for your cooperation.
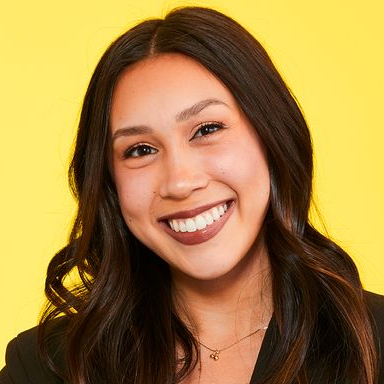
[197,326,268,361]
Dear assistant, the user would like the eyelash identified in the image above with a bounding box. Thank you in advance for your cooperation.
[122,121,226,159]
[123,144,157,159]
[191,121,226,140]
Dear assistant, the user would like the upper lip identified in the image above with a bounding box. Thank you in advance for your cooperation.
[157,199,232,221]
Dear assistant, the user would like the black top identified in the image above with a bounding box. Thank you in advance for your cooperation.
[1,291,384,384]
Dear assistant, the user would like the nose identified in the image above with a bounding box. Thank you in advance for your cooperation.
[159,149,209,199]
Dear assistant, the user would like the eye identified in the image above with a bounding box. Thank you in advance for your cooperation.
[123,144,158,159]
[192,122,225,139]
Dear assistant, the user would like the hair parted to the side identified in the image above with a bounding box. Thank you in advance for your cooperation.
[38,6,378,384]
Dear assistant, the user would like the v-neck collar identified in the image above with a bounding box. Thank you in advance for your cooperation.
[249,315,277,383]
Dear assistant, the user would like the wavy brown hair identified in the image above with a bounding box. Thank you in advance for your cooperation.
[39,6,378,384]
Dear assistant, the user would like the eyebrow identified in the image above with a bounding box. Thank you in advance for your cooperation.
[112,98,228,141]
[175,98,228,122]
[112,125,152,141]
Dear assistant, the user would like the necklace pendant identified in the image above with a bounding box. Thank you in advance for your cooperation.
[209,350,220,361]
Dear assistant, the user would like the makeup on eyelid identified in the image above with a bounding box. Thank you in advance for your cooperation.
[120,121,226,160]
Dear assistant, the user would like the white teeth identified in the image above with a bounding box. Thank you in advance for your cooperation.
[195,215,207,230]
[167,202,230,233]
[212,207,220,221]
[186,218,196,232]
[172,220,179,232]
[179,221,187,232]
[203,212,214,225]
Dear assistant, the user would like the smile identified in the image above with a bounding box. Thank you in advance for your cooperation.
[168,202,228,233]
[159,200,234,245]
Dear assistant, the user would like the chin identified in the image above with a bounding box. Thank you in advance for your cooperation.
[171,254,252,283]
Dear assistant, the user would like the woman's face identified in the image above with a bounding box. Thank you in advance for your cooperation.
[109,54,270,281]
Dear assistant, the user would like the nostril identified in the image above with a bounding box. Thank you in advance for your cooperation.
[159,177,209,199]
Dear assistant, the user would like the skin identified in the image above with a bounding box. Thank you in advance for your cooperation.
[109,53,273,383]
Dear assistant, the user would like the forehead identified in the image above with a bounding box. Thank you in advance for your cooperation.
[110,54,238,128]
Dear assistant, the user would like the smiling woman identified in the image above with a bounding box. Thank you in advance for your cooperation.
[110,54,270,279]
[1,6,384,384]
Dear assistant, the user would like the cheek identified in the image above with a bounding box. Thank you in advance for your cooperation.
[205,137,270,194]
[114,167,157,224]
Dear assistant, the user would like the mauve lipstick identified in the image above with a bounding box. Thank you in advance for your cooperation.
[158,199,230,221]
[159,201,234,245]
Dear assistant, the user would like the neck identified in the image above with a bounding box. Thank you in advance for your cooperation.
[171,240,273,345]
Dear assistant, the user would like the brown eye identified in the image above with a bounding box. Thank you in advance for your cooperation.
[123,144,157,159]
[192,122,225,139]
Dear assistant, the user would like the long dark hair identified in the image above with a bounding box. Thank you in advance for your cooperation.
[39,6,377,384]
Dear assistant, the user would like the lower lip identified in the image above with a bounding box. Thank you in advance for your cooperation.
[160,201,235,245]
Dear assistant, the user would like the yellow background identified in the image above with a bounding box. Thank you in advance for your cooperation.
[1,0,383,366]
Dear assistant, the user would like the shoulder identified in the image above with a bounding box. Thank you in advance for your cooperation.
[0,317,68,384]
[365,291,384,384]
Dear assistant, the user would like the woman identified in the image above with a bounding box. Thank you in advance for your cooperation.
[1,6,383,384]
